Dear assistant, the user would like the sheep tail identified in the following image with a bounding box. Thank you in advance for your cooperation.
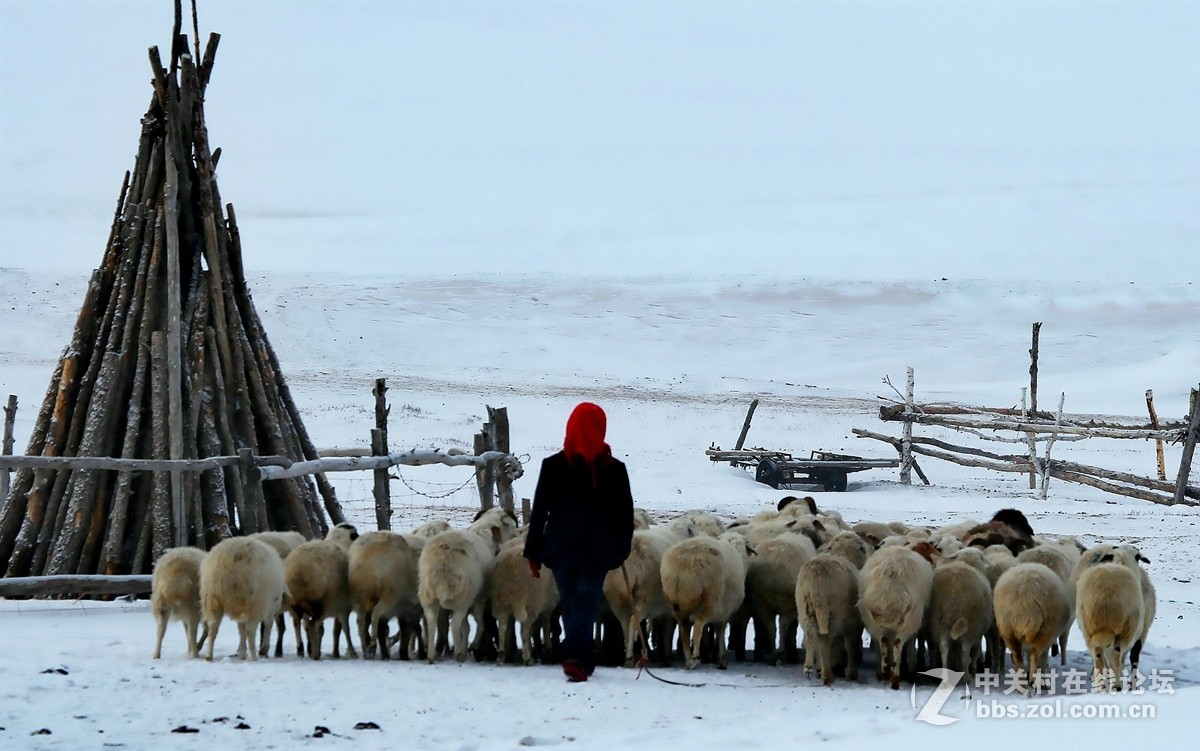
[805,595,831,636]
[950,617,969,641]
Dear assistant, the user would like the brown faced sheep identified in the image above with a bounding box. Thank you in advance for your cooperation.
[151,546,207,659]
[199,537,287,662]
[961,508,1035,556]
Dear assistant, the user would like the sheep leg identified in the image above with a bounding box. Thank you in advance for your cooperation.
[877,636,890,683]
[235,622,248,660]
[377,617,391,661]
[292,611,305,657]
[245,621,260,662]
[260,617,273,661]
[715,623,729,670]
[888,638,903,690]
[816,635,834,686]
[521,619,538,666]
[1129,639,1143,683]
[422,606,440,663]
[274,613,285,658]
[757,613,779,665]
[357,610,374,659]
[1058,630,1068,666]
[1113,643,1127,692]
[451,609,470,663]
[496,615,511,665]
[306,617,323,660]
[185,616,200,659]
[938,636,952,674]
[688,620,706,670]
[152,613,168,659]
[960,641,974,699]
[204,617,221,662]
[843,632,860,681]
[782,618,800,665]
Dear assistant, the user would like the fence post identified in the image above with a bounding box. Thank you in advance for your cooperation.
[489,406,514,517]
[900,367,914,485]
[372,378,391,531]
[735,399,759,451]
[1,395,15,503]
[1173,387,1200,506]
[475,421,495,512]
[1146,389,1167,481]
[237,448,265,535]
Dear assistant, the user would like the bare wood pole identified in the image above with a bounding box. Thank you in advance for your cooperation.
[734,399,759,452]
[1146,389,1167,481]
[371,379,390,530]
[1039,392,1066,500]
[1,395,15,504]
[1022,387,1037,489]
[1174,387,1200,506]
[521,497,531,526]
[489,406,514,516]
[164,124,187,549]
[474,426,495,512]
[899,367,914,485]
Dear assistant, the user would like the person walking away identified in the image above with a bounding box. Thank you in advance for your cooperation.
[524,402,635,682]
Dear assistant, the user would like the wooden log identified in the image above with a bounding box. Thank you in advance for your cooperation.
[257,450,523,481]
[148,333,175,562]
[163,133,187,548]
[99,216,160,574]
[489,406,515,516]
[204,324,251,534]
[879,411,1178,440]
[876,403,1180,430]
[475,429,495,512]
[521,497,531,526]
[846,429,930,485]
[0,574,153,598]
[0,358,62,571]
[43,350,126,575]
[197,370,231,548]
[1,395,15,507]
[1051,468,1182,507]
[1173,388,1200,506]
[371,428,391,531]
[900,367,914,485]
[1029,321,1042,423]
[734,399,759,451]
[1146,389,1167,481]
[1039,393,1067,500]
[1022,387,1037,489]
[238,448,269,535]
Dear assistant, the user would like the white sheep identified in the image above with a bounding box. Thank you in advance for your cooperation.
[418,507,519,663]
[672,510,727,538]
[857,544,934,689]
[661,531,753,670]
[928,559,993,691]
[247,530,307,657]
[411,519,452,539]
[1131,565,1156,679]
[151,546,207,659]
[347,530,422,660]
[819,531,873,570]
[795,552,862,685]
[489,537,560,665]
[603,517,697,667]
[850,520,894,548]
[992,562,1072,693]
[743,531,816,663]
[1074,545,1145,691]
[284,522,360,660]
[1017,543,1076,665]
[199,536,287,661]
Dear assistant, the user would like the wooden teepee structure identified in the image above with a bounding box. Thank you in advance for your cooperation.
[0,23,343,579]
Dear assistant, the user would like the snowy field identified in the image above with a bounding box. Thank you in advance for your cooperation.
[2,1,1199,749]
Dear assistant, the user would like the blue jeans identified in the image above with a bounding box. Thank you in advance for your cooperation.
[552,566,608,669]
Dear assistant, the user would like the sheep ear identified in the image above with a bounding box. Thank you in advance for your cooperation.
[1137,554,1151,564]
[746,543,758,556]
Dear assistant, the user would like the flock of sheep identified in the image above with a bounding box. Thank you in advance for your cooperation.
[150,497,1156,694]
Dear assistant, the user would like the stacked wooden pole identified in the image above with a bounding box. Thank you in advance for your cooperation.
[0,30,342,579]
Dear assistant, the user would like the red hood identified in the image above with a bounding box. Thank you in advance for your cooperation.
[563,402,611,463]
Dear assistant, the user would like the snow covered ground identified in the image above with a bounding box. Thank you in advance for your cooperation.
[1,1,1198,748]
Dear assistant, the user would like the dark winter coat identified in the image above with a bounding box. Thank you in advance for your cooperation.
[523,451,635,574]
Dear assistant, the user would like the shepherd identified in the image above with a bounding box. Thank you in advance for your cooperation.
[524,402,635,682]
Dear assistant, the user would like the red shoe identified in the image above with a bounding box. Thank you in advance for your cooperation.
[563,660,588,683]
